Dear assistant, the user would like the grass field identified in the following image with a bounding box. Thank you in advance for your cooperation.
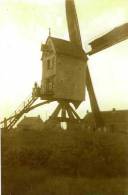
[2,166,128,195]
[2,126,128,195]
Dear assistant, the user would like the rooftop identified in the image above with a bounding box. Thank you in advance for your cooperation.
[17,116,44,126]
[84,110,128,123]
[47,36,87,60]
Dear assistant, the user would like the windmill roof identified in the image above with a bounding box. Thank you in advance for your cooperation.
[48,37,87,60]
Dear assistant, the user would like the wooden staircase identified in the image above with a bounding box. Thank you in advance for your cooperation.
[0,94,38,130]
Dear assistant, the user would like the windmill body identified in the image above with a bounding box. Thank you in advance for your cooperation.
[40,37,86,104]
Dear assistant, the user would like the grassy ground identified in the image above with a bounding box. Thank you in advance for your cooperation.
[3,166,128,195]
[2,126,128,195]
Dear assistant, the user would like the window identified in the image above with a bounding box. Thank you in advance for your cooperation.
[47,57,55,70]
[45,77,55,94]
[52,57,55,66]
[48,81,53,90]
[47,59,51,70]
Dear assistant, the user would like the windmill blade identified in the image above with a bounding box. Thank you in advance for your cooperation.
[88,23,128,55]
[65,0,104,128]
[65,0,82,47]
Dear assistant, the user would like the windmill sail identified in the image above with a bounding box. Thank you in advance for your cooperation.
[65,0,82,47]
[65,0,104,128]
[89,23,128,55]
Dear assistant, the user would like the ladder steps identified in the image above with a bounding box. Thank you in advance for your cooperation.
[1,95,38,130]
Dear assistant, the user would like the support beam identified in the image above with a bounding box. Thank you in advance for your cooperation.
[66,104,75,119]
[61,107,67,119]
[86,65,104,128]
[68,104,81,120]
[49,101,81,123]
[50,104,62,119]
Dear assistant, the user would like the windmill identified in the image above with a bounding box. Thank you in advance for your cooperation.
[1,0,128,130]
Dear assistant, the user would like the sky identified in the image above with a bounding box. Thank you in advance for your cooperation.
[0,0,128,121]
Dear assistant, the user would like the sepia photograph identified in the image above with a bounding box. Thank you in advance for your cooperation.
[0,0,128,194]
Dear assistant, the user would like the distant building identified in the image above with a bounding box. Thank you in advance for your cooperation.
[17,116,44,131]
[84,109,128,133]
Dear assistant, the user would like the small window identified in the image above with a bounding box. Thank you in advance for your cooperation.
[49,81,53,90]
[52,57,55,66]
[47,57,55,70]
[47,59,51,70]
[45,77,55,94]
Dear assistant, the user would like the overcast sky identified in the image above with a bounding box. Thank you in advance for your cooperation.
[0,0,128,120]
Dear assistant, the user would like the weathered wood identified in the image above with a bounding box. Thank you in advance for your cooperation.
[86,66,104,128]
[50,104,62,119]
[68,104,81,120]
[89,23,128,55]
[66,104,75,119]
[65,0,82,47]
[53,117,79,123]
[61,107,67,119]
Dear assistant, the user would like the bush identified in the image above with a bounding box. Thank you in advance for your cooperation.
[2,127,128,177]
